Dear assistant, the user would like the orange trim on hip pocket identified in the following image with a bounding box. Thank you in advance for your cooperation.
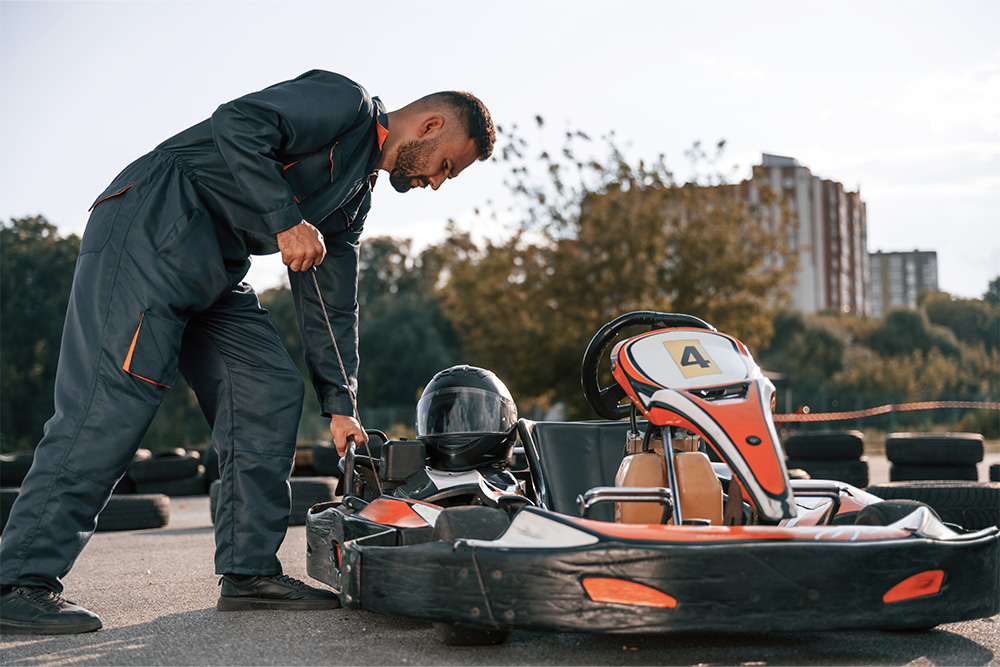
[123,314,173,388]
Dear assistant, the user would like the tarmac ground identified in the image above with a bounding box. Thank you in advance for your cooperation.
[1,453,998,666]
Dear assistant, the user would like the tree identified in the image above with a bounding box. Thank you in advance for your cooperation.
[921,289,999,352]
[434,123,798,418]
[866,308,962,359]
[1,217,80,451]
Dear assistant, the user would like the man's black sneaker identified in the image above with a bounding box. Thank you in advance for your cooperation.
[217,574,340,611]
[0,586,102,635]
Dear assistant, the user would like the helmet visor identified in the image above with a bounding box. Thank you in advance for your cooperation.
[417,386,517,438]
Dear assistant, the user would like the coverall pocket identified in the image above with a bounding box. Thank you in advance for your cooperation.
[121,310,184,389]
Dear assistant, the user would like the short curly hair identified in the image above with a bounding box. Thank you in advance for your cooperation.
[418,91,495,161]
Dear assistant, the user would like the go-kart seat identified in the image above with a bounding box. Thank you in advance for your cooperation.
[517,418,635,521]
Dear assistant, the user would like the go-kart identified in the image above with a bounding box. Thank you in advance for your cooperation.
[305,311,999,644]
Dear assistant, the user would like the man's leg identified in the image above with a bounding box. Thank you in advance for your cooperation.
[0,153,231,633]
[179,285,337,609]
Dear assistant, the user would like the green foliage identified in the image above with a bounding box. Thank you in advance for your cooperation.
[356,237,462,411]
[763,299,998,418]
[921,289,999,352]
[866,308,962,358]
[1,217,80,451]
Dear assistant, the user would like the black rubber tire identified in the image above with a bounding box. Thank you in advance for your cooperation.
[113,475,137,494]
[1,487,19,531]
[884,432,984,465]
[0,452,34,486]
[127,450,201,482]
[209,479,220,524]
[889,464,978,482]
[865,481,1000,530]
[431,506,510,542]
[784,457,869,488]
[209,477,339,526]
[201,446,220,483]
[96,493,170,531]
[782,430,864,460]
[135,472,208,497]
[991,464,999,483]
[311,441,343,477]
[291,447,317,477]
[289,477,339,525]
[854,499,937,526]
[433,622,510,646]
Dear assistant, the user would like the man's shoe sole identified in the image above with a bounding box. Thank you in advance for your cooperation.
[0,618,102,635]
[216,596,341,611]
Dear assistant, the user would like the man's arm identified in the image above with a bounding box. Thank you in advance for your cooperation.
[210,70,374,237]
[288,222,368,454]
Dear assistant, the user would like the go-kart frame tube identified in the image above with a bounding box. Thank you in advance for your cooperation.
[313,507,1000,634]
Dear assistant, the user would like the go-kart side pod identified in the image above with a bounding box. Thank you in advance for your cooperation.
[611,328,795,521]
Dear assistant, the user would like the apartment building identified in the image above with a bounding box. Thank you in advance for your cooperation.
[742,154,870,315]
[868,250,939,318]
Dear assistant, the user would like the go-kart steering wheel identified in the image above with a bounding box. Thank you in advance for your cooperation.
[581,311,715,420]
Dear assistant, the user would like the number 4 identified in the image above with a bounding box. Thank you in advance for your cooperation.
[680,346,712,369]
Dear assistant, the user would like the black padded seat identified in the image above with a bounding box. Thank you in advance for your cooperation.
[517,419,637,521]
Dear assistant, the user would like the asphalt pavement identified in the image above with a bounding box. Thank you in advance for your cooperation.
[2,454,998,666]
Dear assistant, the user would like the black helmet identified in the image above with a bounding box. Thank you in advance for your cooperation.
[416,365,518,471]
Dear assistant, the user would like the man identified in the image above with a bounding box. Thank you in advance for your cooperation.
[0,70,495,634]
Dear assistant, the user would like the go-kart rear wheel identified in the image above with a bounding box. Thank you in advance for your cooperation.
[433,621,510,646]
[854,499,938,526]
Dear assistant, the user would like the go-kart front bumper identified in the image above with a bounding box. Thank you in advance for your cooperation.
[306,499,1000,634]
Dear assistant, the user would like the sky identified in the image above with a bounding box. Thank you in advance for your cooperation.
[1,0,997,299]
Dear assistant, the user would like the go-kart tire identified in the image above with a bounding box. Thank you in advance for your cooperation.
[135,472,208,497]
[884,433,984,465]
[0,452,34,486]
[784,457,869,488]
[991,464,999,483]
[96,494,170,532]
[208,477,339,526]
[127,449,201,482]
[865,481,1000,530]
[433,621,510,646]
[889,463,978,482]
[311,441,342,477]
[3,489,170,532]
[782,431,864,460]
[431,506,510,542]
[201,446,220,483]
[854,499,937,526]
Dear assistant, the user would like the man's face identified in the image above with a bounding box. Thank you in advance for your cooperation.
[388,133,479,194]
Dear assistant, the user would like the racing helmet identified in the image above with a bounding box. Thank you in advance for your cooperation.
[416,365,518,471]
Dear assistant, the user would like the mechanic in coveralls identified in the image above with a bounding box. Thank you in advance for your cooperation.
[0,70,495,634]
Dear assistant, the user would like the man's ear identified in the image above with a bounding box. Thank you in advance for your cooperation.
[417,115,445,138]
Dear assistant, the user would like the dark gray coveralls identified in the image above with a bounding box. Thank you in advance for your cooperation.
[0,70,387,591]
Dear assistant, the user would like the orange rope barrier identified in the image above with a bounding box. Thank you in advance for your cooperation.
[773,401,1000,423]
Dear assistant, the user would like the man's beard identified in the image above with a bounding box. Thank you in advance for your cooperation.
[389,137,441,193]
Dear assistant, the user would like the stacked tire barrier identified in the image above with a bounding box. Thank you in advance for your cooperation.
[1,449,170,532]
[127,448,207,496]
[866,432,998,530]
[883,432,983,481]
[782,430,869,488]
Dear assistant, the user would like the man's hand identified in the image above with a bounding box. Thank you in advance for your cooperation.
[277,220,326,271]
[329,414,367,456]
